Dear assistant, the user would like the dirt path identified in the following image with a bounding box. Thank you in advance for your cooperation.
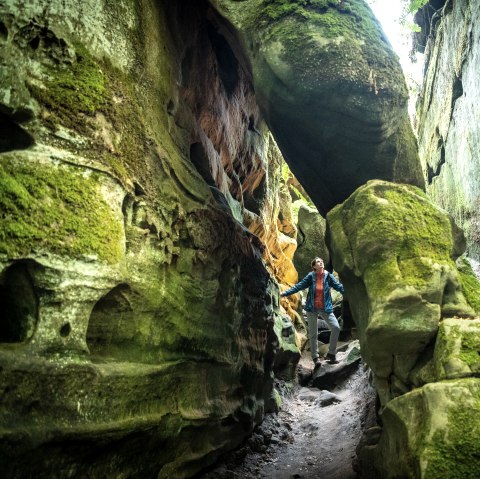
[200,345,376,479]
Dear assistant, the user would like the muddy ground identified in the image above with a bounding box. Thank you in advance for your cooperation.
[198,343,377,479]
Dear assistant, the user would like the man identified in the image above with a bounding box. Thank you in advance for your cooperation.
[281,257,344,368]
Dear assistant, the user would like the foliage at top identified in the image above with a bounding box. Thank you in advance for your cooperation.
[407,0,429,14]
[402,0,430,31]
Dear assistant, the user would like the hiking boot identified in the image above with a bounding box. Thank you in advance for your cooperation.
[326,353,339,364]
[313,358,322,370]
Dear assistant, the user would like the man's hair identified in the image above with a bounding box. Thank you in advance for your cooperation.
[311,257,323,270]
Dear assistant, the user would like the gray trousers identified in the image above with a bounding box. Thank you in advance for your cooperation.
[306,310,340,360]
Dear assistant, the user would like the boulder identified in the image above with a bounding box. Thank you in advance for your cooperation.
[209,0,424,215]
[358,379,480,479]
[433,317,480,380]
[326,180,473,402]
[312,340,361,390]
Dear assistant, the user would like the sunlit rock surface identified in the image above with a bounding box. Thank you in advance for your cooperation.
[0,0,300,476]
[415,0,480,260]
[209,0,424,214]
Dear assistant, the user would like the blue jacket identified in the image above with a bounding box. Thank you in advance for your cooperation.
[281,270,344,313]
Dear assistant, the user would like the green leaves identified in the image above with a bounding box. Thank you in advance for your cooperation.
[407,0,429,14]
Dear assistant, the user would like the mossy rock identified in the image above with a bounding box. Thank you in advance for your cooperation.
[272,313,301,378]
[29,44,108,121]
[363,379,480,479]
[326,180,472,386]
[434,318,480,380]
[456,256,480,314]
[209,0,424,215]
[0,155,124,264]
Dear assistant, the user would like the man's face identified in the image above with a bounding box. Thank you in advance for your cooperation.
[314,258,324,271]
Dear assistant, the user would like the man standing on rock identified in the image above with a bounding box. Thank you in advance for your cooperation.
[281,257,344,369]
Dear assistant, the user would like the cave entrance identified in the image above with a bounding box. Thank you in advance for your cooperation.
[0,261,38,343]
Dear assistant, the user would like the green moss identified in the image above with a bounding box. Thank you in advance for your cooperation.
[0,159,123,263]
[342,182,454,297]
[104,70,148,176]
[104,153,130,184]
[457,258,480,313]
[434,320,480,379]
[459,330,480,371]
[30,44,107,126]
[423,387,480,479]
[435,322,455,366]
[255,0,351,28]
[28,42,150,183]
[246,0,405,107]
[381,188,452,260]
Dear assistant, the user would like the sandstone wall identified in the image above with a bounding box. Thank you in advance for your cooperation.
[416,0,480,260]
[0,0,298,476]
[210,0,424,215]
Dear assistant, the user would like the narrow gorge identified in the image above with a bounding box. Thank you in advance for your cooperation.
[0,1,479,478]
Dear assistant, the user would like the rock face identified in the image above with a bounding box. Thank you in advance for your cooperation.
[209,0,424,215]
[293,203,329,275]
[327,180,480,478]
[327,180,473,404]
[2,0,477,477]
[0,0,300,477]
[415,0,480,260]
[243,137,299,287]
[358,319,480,479]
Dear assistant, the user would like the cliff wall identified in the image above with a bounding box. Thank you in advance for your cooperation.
[415,0,480,260]
[0,0,297,476]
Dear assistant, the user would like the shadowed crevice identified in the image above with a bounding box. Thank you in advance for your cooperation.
[0,111,35,153]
